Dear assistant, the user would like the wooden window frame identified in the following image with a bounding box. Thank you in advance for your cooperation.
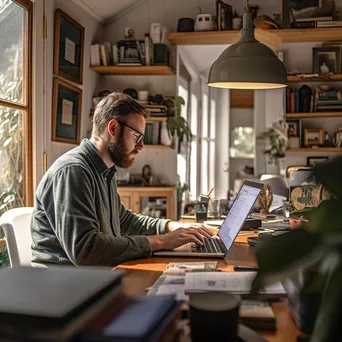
[0,0,33,206]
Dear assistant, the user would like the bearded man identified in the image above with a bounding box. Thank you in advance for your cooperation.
[31,93,212,267]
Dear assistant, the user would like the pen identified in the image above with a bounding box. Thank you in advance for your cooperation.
[207,186,215,198]
[234,265,258,271]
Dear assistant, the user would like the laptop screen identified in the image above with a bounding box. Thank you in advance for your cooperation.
[218,182,263,251]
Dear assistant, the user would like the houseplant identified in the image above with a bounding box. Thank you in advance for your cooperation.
[252,157,342,341]
[163,96,193,153]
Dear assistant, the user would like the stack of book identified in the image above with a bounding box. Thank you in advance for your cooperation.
[315,88,342,112]
[143,104,168,116]
[291,16,342,28]
[144,121,161,145]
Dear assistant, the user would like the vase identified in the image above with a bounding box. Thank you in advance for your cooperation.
[232,18,242,30]
[160,122,172,146]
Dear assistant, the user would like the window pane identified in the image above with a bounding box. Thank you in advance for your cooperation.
[178,84,188,119]
[210,97,216,139]
[202,92,208,137]
[230,127,255,158]
[209,141,215,194]
[190,140,197,200]
[0,0,26,104]
[0,106,25,215]
[201,140,208,194]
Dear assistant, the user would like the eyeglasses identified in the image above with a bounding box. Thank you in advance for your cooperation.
[117,121,144,144]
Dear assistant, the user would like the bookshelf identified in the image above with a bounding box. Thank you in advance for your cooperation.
[288,74,342,82]
[90,65,174,76]
[166,28,342,47]
[145,145,173,149]
[287,147,342,152]
[146,117,168,122]
[286,112,342,119]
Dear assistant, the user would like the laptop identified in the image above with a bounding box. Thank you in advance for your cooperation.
[154,181,264,258]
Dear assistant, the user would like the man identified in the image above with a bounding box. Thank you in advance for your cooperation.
[31,93,212,267]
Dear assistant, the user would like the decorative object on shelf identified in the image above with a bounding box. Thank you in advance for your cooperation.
[124,27,135,40]
[232,10,242,30]
[98,89,111,97]
[299,85,312,112]
[320,62,329,73]
[307,156,328,167]
[123,88,138,99]
[258,184,273,214]
[138,90,149,102]
[208,0,287,89]
[164,96,193,153]
[253,15,280,29]
[160,121,173,146]
[195,7,214,31]
[249,4,260,20]
[313,47,341,74]
[177,17,195,32]
[54,9,84,84]
[52,77,82,144]
[142,164,153,186]
[287,119,301,149]
[216,0,233,31]
[324,131,330,146]
[304,128,324,147]
[333,127,342,147]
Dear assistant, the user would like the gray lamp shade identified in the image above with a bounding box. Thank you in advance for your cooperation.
[208,12,287,90]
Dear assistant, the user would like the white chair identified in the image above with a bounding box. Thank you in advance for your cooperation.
[0,207,34,267]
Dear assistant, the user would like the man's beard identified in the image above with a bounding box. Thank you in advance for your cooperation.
[107,135,137,168]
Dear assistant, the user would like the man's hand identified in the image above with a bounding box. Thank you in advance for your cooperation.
[147,225,214,252]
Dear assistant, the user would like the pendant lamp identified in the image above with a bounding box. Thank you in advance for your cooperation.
[208,0,287,90]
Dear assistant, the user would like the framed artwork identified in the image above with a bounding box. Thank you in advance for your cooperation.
[54,9,84,84]
[304,128,324,147]
[307,156,328,167]
[287,120,300,137]
[52,78,82,144]
[313,47,341,74]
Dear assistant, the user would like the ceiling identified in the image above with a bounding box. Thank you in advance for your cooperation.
[72,0,144,23]
[181,45,228,76]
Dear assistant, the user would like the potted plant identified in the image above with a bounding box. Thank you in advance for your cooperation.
[258,120,287,176]
[163,96,193,153]
[252,157,342,342]
[176,175,190,219]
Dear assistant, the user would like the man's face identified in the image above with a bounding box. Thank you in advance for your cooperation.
[107,113,145,168]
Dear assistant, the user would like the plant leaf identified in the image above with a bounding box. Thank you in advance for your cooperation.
[252,230,323,293]
[311,262,342,342]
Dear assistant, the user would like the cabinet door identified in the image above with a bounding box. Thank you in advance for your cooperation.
[118,191,132,210]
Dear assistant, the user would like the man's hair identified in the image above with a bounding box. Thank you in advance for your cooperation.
[92,92,149,136]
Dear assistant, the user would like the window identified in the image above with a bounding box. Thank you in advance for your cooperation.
[0,0,32,215]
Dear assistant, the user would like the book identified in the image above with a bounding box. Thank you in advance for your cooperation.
[295,16,333,22]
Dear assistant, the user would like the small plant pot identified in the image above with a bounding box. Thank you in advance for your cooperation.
[289,218,309,230]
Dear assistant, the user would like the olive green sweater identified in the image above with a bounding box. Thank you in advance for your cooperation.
[31,139,169,267]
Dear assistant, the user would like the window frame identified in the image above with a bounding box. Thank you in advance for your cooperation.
[0,0,33,206]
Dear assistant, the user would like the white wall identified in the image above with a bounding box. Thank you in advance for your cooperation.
[33,0,103,187]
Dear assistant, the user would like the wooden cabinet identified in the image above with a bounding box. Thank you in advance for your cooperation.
[118,187,176,221]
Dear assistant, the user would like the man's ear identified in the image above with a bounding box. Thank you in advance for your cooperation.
[108,119,118,137]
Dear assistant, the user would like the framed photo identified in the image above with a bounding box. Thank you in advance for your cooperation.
[287,120,300,137]
[304,128,324,147]
[52,78,82,144]
[313,47,341,74]
[54,9,84,84]
[307,156,328,167]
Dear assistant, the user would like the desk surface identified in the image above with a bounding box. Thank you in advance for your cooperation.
[116,234,304,342]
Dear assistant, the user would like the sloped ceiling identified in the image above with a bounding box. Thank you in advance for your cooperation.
[72,0,144,24]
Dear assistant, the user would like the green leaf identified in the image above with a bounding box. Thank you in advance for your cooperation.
[252,230,323,292]
[311,263,342,342]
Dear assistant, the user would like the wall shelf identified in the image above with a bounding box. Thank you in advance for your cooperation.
[288,74,342,82]
[166,28,342,48]
[145,145,173,149]
[146,117,168,122]
[287,147,342,152]
[90,65,174,76]
[286,112,342,119]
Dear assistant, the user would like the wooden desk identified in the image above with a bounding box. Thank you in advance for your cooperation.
[116,234,304,342]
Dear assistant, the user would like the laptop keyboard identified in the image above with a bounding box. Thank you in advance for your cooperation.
[196,238,225,254]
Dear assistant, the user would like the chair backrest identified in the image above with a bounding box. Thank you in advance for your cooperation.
[0,207,34,267]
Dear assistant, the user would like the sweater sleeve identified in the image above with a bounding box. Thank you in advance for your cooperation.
[44,165,153,267]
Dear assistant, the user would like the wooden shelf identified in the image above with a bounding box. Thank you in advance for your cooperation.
[270,28,342,43]
[287,147,342,152]
[166,28,342,48]
[90,65,174,76]
[286,112,342,118]
[167,29,281,50]
[145,145,173,149]
[146,117,168,122]
[288,74,342,82]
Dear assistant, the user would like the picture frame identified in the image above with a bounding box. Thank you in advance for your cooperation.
[54,9,84,84]
[307,156,329,167]
[287,120,300,137]
[312,47,341,74]
[304,128,324,147]
[52,78,82,144]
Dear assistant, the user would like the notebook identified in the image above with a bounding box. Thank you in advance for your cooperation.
[153,181,263,258]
